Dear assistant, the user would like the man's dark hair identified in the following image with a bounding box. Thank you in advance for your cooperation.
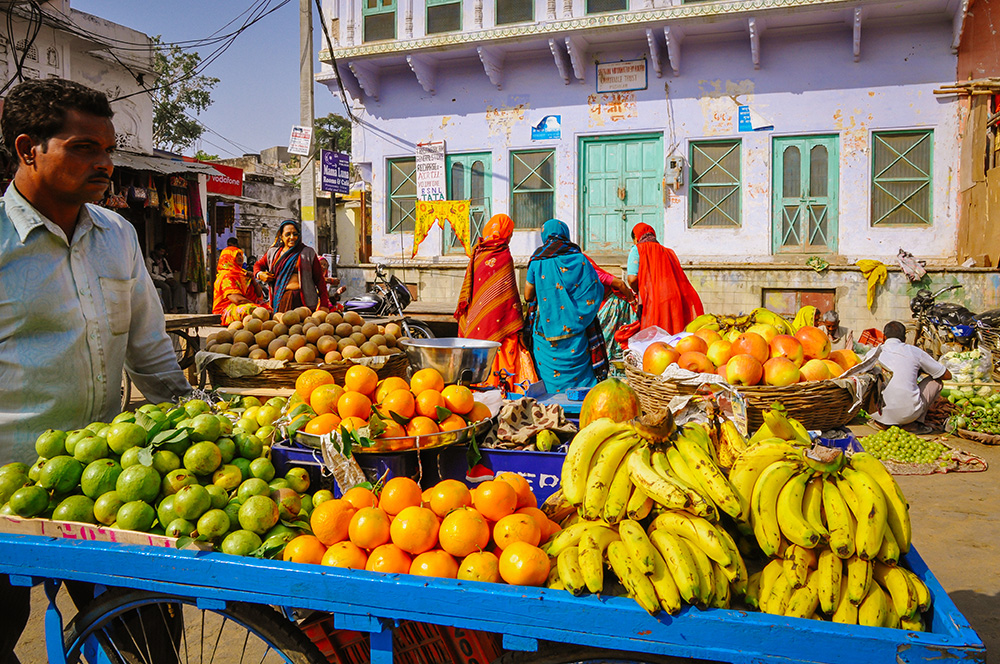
[226,237,240,247]
[2,78,114,154]
[884,321,906,341]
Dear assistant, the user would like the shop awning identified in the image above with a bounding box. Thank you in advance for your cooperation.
[112,151,224,176]
[208,192,284,209]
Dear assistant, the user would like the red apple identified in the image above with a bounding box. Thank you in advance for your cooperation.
[678,351,715,374]
[726,354,764,386]
[830,349,861,371]
[706,340,733,368]
[794,326,832,360]
[694,328,722,346]
[718,362,729,379]
[747,323,779,345]
[643,342,679,375]
[800,358,832,381]
[769,335,805,367]
[675,335,709,355]
[731,332,769,364]
[763,357,801,386]
[822,359,845,378]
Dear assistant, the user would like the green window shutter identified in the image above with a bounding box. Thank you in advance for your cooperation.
[510,149,555,229]
[427,0,462,33]
[496,0,533,25]
[587,0,627,13]
[363,0,396,42]
[689,139,741,227]
[387,158,416,233]
[871,130,932,226]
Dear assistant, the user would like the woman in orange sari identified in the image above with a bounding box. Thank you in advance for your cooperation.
[626,222,703,334]
[455,214,539,392]
[213,245,269,324]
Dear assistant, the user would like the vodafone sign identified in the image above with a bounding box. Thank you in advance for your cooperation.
[205,162,244,197]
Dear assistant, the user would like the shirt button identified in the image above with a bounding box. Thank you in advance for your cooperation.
[96,374,104,382]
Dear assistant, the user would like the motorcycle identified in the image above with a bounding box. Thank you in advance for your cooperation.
[909,284,1000,357]
[343,262,435,339]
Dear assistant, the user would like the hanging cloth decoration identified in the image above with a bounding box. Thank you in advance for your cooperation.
[187,179,206,234]
[856,259,887,311]
[183,236,208,293]
[412,200,472,258]
[168,176,189,223]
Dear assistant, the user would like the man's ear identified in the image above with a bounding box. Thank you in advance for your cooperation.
[13,134,38,166]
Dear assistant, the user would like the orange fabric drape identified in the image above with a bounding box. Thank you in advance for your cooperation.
[633,223,704,334]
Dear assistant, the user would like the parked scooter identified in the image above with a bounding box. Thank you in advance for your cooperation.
[343,262,435,339]
[909,284,1000,357]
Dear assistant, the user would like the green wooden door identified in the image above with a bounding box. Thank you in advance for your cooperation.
[772,135,839,254]
[581,134,663,253]
[445,152,491,254]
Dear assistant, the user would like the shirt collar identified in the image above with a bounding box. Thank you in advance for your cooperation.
[883,338,902,346]
[4,183,110,245]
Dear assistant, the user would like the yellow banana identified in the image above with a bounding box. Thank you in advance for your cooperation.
[602,448,637,524]
[788,417,814,447]
[832,576,858,624]
[713,524,749,595]
[618,519,657,576]
[764,572,793,615]
[821,477,855,559]
[761,406,801,443]
[557,546,587,596]
[606,541,660,615]
[543,521,597,557]
[750,459,802,556]
[626,486,654,520]
[647,545,683,614]
[685,313,720,333]
[877,525,900,566]
[721,420,748,454]
[709,560,731,609]
[745,571,763,610]
[757,558,785,612]
[848,452,911,554]
[627,446,691,511]
[817,548,843,614]
[840,467,888,561]
[649,511,731,567]
[729,441,798,521]
[579,525,620,594]
[883,598,901,629]
[674,426,743,519]
[662,447,718,520]
[898,566,931,612]
[785,571,820,618]
[776,470,822,549]
[900,616,925,632]
[682,534,715,605]
[783,544,818,589]
[749,422,776,444]
[562,418,626,504]
[802,476,829,542]
[846,555,873,605]
[560,511,582,528]
[858,584,889,628]
[873,562,919,619]
[649,529,701,604]
[582,433,640,520]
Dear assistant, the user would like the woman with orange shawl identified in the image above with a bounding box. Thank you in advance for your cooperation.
[213,245,269,324]
[626,223,703,334]
[455,214,538,392]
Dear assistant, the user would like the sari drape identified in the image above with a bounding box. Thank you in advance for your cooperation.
[633,222,703,334]
[212,246,265,325]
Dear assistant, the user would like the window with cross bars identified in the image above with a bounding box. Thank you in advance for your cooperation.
[387,158,416,233]
[871,130,932,226]
[510,150,554,229]
[689,139,741,227]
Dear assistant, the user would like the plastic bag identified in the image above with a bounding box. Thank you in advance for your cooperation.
[627,326,692,362]
[939,348,994,383]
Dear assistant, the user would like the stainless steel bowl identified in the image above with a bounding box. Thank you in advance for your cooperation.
[398,337,501,384]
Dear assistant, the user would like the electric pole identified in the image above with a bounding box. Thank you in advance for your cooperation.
[299,0,317,247]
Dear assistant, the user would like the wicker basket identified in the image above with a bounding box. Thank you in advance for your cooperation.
[205,353,409,389]
[624,362,864,432]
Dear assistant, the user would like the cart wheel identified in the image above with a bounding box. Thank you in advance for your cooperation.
[64,588,327,664]
[492,643,716,664]
[404,319,435,339]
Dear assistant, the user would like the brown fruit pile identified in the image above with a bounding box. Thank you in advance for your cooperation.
[206,306,405,365]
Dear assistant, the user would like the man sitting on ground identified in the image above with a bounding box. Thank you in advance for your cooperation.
[869,320,951,434]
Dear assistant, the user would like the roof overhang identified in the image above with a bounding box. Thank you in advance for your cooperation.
[112,151,223,176]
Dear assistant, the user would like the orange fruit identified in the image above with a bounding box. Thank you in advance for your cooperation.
[378,477,423,516]
[365,543,412,574]
[438,507,490,557]
[441,385,475,415]
[458,551,501,583]
[378,389,415,420]
[342,486,378,509]
[321,541,368,569]
[516,507,558,540]
[338,391,372,420]
[348,506,392,549]
[493,513,542,550]
[496,472,537,509]
[304,413,342,436]
[344,365,378,397]
[472,480,517,522]
[498,541,549,586]
[282,535,327,565]
[405,416,440,440]
[390,505,440,555]
[426,479,472,517]
[310,384,346,415]
[465,401,492,424]
[410,368,445,396]
[310,499,357,546]
[415,390,446,419]
[375,377,410,403]
[295,369,335,402]
[438,414,467,432]
[340,416,368,432]
[410,550,459,578]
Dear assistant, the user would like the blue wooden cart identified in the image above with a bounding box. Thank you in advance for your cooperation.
[0,532,984,664]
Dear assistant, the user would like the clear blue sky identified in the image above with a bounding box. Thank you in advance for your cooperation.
[73,0,345,158]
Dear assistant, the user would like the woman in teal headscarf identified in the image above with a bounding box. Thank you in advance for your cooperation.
[524,219,607,392]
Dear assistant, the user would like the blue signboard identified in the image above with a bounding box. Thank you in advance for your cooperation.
[320,150,350,194]
[531,115,562,141]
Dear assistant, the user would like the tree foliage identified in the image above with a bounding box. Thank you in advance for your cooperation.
[314,113,351,153]
[194,149,219,162]
[151,36,220,153]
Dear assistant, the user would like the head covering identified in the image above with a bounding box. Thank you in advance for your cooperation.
[273,220,302,248]
[632,222,658,245]
[213,246,258,317]
[455,214,522,341]
[482,213,514,243]
[792,306,818,331]
[632,224,704,334]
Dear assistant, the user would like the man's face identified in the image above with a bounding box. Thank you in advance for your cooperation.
[823,321,838,336]
[27,109,115,205]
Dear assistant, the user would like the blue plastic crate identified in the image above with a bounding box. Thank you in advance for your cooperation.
[469,448,566,504]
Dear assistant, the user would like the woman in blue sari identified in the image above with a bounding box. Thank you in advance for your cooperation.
[524,219,608,392]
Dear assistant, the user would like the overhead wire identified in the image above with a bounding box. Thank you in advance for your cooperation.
[0,0,43,96]
[313,0,357,123]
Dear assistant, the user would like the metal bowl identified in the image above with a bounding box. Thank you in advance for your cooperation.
[398,337,501,385]
[294,416,494,453]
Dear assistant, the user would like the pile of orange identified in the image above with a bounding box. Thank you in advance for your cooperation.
[296,366,493,451]
[282,473,559,587]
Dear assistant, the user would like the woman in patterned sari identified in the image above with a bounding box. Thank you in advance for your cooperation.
[213,245,269,325]
[253,220,331,312]
[455,214,539,392]
[524,219,607,392]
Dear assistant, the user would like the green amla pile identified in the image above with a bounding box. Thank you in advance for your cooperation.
[860,426,949,465]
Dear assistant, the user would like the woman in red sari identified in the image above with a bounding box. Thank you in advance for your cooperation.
[455,214,539,392]
[213,245,269,324]
[626,223,703,334]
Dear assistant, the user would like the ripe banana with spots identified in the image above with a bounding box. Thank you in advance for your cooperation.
[729,441,799,521]
[562,418,626,504]
[618,519,657,576]
[685,313,721,333]
[775,470,822,549]
[849,452,911,554]
[582,431,640,520]
[649,529,702,605]
[649,511,731,567]
[627,446,692,511]
[846,555,874,605]
[873,562,919,620]
[674,425,743,519]
[821,476,855,559]
[606,540,660,615]
[817,548,843,614]
[602,448,637,524]
[578,524,620,594]
[557,547,587,596]
[662,447,718,520]
[750,459,802,556]
[839,467,888,561]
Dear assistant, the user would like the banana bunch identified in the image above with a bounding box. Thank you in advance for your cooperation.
[685,313,752,335]
[713,419,748,469]
[748,307,794,336]
[748,405,812,447]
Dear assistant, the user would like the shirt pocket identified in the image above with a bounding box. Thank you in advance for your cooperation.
[99,277,134,335]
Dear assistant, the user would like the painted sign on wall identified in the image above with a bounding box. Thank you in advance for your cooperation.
[531,115,561,140]
[596,59,647,93]
[416,141,446,201]
[320,150,350,194]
